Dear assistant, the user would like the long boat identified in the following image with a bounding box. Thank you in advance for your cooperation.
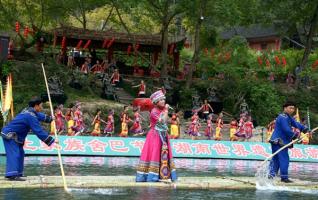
[0,135,317,162]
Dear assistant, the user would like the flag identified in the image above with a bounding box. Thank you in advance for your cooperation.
[2,74,13,122]
[295,108,300,122]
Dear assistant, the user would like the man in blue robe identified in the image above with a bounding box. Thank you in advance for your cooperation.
[269,101,309,183]
[1,97,56,181]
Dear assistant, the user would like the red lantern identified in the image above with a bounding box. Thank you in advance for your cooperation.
[266,59,270,67]
[102,39,109,48]
[127,45,132,56]
[23,26,29,38]
[204,48,208,56]
[15,21,20,33]
[312,60,318,70]
[281,56,287,66]
[76,40,83,49]
[83,40,91,49]
[135,43,140,52]
[107,37,115,48]
[274,56,280,65]
[210,48,215,59]
[224,52,231,61]
[169,43,175,55]
[61,36,66,50]
[257,56,263,65]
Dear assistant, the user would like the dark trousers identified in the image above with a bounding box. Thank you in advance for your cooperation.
[3,138,25,177]
[269,143,289,180]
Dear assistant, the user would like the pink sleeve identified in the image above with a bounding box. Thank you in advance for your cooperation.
[150,108,160,123]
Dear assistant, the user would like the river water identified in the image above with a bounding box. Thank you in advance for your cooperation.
[0,156,317,200]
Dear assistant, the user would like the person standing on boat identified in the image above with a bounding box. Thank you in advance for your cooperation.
[1,97,56,181]
[269,102,309,183]
[136,90,177,182]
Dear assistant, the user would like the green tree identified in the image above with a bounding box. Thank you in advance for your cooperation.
[262,0,318,86]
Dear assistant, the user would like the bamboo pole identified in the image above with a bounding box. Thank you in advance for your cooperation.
[41,63,68,191]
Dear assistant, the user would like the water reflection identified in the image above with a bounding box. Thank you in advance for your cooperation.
[0,156,318,181]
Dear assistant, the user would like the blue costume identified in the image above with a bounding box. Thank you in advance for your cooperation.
[1,107,54,178]
[269,113,307,180]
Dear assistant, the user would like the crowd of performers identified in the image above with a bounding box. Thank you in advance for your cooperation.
[50,102,146,137]
[49,99,258,142]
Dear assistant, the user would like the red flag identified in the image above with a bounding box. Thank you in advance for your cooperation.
[281,56,287,66]
[127,45,132,56]
[107,37,115,48]
[23,26,29,38]
[15,22,20,33]
[102,39,109,48]
[83,40,91,49]
[76,40,83,49]
[61,36,66,50]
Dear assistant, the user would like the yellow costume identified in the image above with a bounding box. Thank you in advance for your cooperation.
[301,132,309,145]
[67,119,75,136]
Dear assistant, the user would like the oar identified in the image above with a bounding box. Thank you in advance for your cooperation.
[259,126,318,168]
[41,63,68,191]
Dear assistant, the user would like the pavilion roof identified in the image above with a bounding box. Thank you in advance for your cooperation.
[52,27,185,52]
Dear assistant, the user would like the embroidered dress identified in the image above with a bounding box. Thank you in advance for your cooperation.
[104,115,114,136]
[244,121,254,139]
[136,107,177,182]
[188,115,200,137]
[55,110,65,132]
[235,117,246,138]
[73,110,85,134]
[204,119,213,140]
[130,112,144,135]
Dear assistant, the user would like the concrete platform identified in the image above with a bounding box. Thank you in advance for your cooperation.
[0,176,317,190]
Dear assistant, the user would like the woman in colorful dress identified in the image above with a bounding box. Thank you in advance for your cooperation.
[91,109,105,136]
[104,109,115,137]
[73,102,85,135]
[229,118,238,141]
[136,90,177,182]
[244,116,254,141]
[235,113,247,139]
[204,114,213,140]
[131,107,145,136]
[119,106,130,137]
[65,104,75,136]
[55,104,65,134]
[215,112,223,141]
[170,112,180,139]
[188,111,200,140]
